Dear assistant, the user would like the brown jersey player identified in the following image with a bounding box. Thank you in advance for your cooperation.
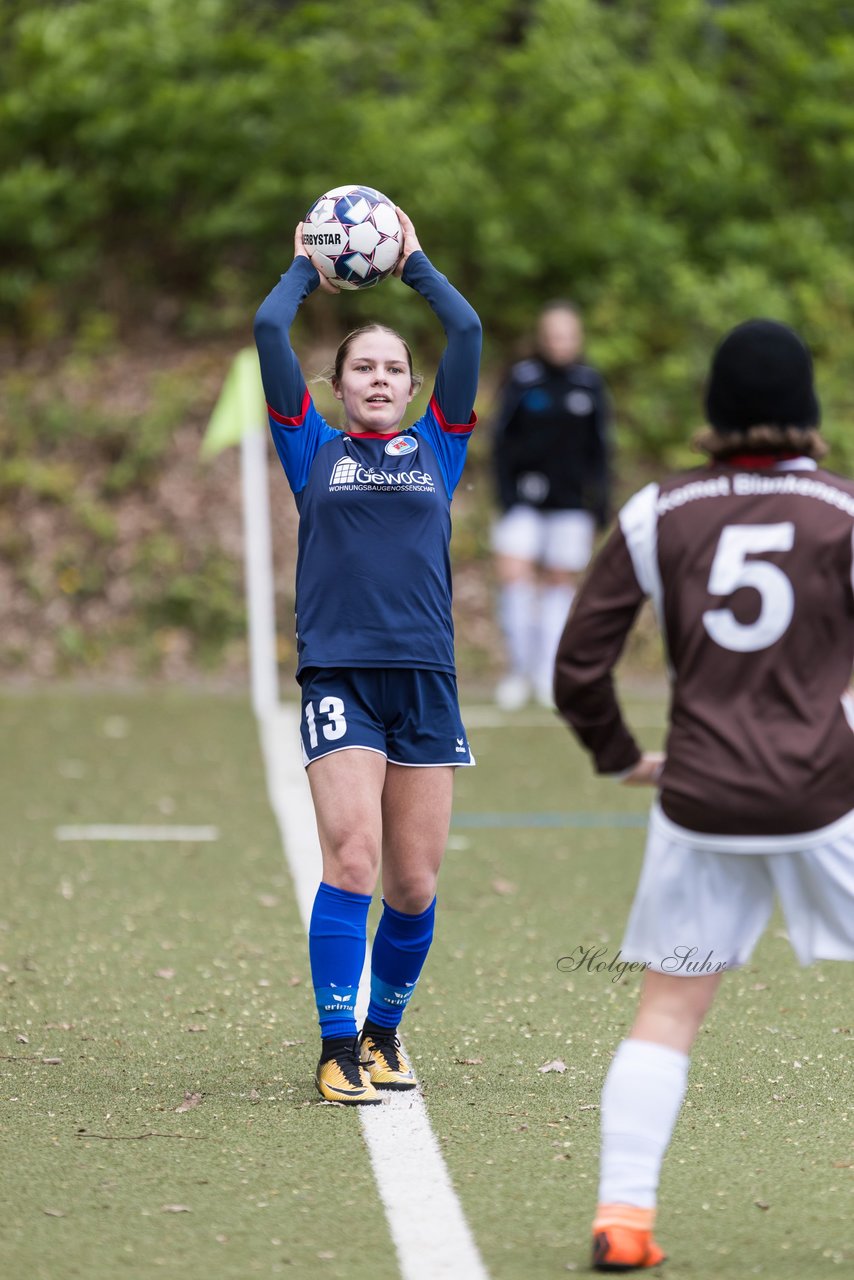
[554,319,854,1271]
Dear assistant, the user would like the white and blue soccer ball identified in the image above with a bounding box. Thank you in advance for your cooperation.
[303,185,402,290]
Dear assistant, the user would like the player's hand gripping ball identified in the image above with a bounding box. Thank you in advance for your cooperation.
[303,185,402,289]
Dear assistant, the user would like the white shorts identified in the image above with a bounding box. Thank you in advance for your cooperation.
[621,803,854,973]
[491,505,595,572]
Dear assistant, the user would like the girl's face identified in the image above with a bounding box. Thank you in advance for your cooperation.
[333,332,416,435]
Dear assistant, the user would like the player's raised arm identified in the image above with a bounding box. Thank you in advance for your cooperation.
[253,223,336,420]
[395,209,482,426]
[254,223,341,498]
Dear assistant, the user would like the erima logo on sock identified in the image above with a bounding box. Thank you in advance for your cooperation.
[376,976,418,1006]
[321,982,356,1013]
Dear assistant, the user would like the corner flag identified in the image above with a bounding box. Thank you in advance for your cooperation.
[202,347,266,458]
[202,347,279,717]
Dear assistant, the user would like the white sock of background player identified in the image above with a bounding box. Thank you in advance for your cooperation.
[499,579,538,682]
[598,1038,690,1208]
[534,582,575,703]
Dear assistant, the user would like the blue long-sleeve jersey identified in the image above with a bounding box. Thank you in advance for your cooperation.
[254,252,482,679]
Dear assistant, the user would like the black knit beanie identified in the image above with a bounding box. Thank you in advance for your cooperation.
[705,319,820,433]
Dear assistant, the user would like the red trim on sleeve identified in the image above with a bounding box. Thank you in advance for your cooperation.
[267,388,310,426]
[429,394,477,434]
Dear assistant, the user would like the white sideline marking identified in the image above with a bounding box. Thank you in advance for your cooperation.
[259,706,490,1280]
[55,825,219,842]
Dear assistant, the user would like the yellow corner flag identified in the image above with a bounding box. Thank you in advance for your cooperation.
[202,347,267,458]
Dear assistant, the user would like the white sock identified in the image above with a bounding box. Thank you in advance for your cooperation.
[533,584,575,697]
[598,1038,690,1209]
[499,580,538,677]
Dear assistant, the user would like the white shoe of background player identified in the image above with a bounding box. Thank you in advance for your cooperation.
[495,674,531,711]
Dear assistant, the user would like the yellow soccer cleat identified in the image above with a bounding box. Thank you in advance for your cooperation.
[592,1204,667,1272]
[358,1026,417,1091]
[315,1042,382,1105]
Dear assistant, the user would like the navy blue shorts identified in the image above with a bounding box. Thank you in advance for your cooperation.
[299,668,475,768]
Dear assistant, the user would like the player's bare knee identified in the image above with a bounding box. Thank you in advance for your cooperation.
[383,876,437,915]
[325,834,380,894]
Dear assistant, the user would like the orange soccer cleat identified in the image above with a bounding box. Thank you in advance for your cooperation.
[592,1204,667,1272]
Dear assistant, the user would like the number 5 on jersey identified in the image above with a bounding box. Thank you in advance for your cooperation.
[305,697,348,748]
[702,522,795,653]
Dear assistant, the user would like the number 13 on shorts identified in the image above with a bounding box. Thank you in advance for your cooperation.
[304,697,348,748]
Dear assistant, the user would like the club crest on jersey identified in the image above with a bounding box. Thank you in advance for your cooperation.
[384,434,418,457]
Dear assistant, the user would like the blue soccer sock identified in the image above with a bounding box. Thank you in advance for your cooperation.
[366,897,436,1030]
[309,881,371,1041]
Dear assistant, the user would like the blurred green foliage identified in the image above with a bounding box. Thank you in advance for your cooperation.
[3,0,854,456]
[132,532,244,659]
[0,351,246,673]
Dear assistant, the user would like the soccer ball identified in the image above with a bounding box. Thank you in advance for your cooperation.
[303,185,402,290]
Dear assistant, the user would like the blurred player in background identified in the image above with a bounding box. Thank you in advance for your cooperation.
[554,319,854,1270]
[254,212,481,1105]
[492,300,611,709]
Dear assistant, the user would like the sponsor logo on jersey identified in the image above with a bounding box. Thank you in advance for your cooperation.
[384,434,418,457]
[330,457,360,486]
[329,456,435,492]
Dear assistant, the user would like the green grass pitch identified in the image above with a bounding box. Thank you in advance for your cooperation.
[0,690,850,1279]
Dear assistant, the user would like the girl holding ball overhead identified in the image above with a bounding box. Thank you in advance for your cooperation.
[253,207,481,1104]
